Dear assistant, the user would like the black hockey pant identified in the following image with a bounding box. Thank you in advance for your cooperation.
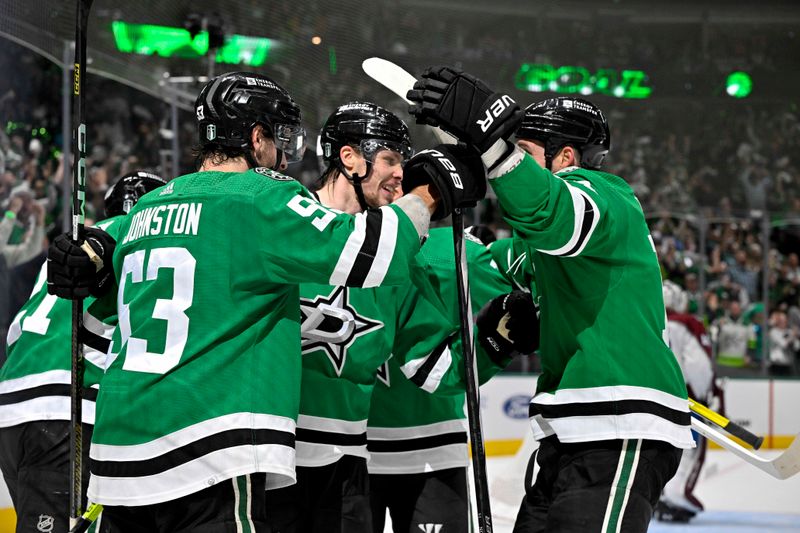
[513,437,681,533]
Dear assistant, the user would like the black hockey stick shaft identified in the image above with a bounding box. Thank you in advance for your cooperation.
[452,210,493,533]
[689,398,764,450]
[70,0,94,527]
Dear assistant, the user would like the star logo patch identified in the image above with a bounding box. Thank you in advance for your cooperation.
[300,286,383,375]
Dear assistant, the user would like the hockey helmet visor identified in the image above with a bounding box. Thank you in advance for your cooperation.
[357,138,413,164]
[273,122,307,164]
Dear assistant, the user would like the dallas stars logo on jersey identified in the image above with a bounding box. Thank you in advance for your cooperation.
[300,286,383,375]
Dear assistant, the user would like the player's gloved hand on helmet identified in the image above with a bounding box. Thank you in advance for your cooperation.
[402,143,487,221]
[47,228,116,299]
[406,66,523,168]
[476,291,539,364]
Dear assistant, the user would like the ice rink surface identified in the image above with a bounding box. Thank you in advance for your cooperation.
[382,449,800,533]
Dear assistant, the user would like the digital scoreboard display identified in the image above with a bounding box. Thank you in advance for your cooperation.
[515,63,753,100]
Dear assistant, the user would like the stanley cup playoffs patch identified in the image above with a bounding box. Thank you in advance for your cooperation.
[254,167,294,181]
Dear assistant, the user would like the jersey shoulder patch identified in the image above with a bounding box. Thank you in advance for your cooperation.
[253,167,295,181]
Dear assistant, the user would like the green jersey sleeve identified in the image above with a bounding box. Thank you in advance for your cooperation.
[490,150,611,258]
[254,180,421,288]
[393,228,514,395]
[387,262,459,394]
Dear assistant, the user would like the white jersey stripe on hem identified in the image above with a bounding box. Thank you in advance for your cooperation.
[531,385,689,412]
[88,443,295,507]
[90,412,295,461]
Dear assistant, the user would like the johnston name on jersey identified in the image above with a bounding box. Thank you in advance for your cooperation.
[489,150,693,448]
[86,168,425,506]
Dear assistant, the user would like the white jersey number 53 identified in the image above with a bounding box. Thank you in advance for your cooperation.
[118,247,195,374]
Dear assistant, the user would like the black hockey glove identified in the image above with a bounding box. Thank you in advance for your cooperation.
[407,66,523,158]
[47,228,116,299]
[476,291,539,364]
[402,143,486,221]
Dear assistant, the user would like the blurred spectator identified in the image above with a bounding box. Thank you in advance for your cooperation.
[767,310,800,375]
[707,274,750,316]
[727,249,760,301]
[1,193,45,269]
[711,300,755,369]
[742,303,766,366]
[683,272,703,314]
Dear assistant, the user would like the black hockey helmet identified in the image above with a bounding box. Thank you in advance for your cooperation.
[195,71,306,164]
[318,102,413,166]
[516,97,610,170]
[104,171,167,217]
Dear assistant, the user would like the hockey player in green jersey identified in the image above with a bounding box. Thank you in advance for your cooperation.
[0,171,165,533]
[408,67,693,533]
[263,101,518,533]
[45,73,486,532]
[367,226,519,533]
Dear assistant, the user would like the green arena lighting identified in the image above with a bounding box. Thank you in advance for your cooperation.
[726,71,752,98]
[111,21,273,67]
[515,63,653,99]
[329,46,337,75]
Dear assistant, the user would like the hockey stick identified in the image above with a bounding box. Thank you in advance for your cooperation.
[689,397,764,450]
[69,0,94,528]
[69,502,103,533]
[691,417,800,480]
[362,57,494,532]
[361,58,456,144]
[452,210,494,533]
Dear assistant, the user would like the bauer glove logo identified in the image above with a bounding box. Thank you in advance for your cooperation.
[477,94,516,133]
[418,149,463,189]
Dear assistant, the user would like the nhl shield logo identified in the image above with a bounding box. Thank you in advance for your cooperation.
[206,124,217,141]
[37,515,55,532]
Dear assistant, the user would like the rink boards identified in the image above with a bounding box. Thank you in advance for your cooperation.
[480,375,800,454]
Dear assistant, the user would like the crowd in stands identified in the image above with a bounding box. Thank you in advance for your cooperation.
[650,213,800,376]
[2,11,799,374]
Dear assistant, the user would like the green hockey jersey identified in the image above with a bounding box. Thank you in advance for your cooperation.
[489,149,693,448]
[1,217,123,427]
[295,271,455,467]
[366,228,512,474]
[86,168,424,506]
